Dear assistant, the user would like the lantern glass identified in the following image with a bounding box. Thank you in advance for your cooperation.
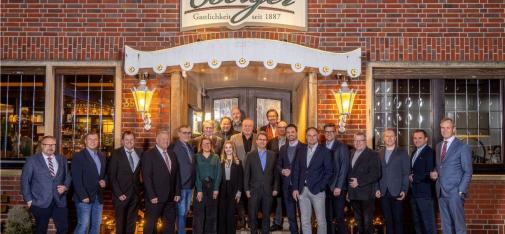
[334,90,356,115]
[132,87,154,113]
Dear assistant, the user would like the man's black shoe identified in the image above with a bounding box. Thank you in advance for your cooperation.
[270,224,283,231]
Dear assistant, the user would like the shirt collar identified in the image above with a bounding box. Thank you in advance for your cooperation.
[258,148,267,154]
[444,135,456,144]
[417,144,427,152]
[86,148,97,156]
[156,145,167,155]
[42,152,54,159]
[326,140,335,148]
[308,143,318,151]
[124,147,135,153]
[289,140,299,147]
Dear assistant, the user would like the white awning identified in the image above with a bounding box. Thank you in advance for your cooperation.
[124,38,361,78]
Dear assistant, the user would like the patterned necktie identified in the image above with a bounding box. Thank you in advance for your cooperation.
[47,156,55,177]
[127,151,135,172]
[441,141,448,161]
[163,151,172,173]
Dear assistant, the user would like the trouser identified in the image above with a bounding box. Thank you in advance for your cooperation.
[113,194,140,234]
[74,198,103,234]
[30,202,68,234]
[144,200,177,234]
[299,187,326,234]
[439,194,467,234]
[326,189,347,234]
[282,187,299,234]
[193,181,218,234]
[248,189,272,234]
[411,197,436,234]
[380,190,404,234]
[218,181,238,234]
[350,199,375,234]
[177,189,193,234]
[273,195,283,226]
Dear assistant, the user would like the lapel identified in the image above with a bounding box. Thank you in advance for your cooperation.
[352,148,368,170]
[445,138,459,161]
[307,145,319,168]
[55,155,64,178]
[412,146,426,168]
[83,149,100,177]
[156,148,172,174]
[35,154,52,178]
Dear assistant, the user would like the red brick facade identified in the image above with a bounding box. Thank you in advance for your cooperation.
[1,0,504,233]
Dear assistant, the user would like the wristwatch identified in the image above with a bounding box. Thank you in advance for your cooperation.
[458,192,466,198]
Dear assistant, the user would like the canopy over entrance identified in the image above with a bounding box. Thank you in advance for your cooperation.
[124,38,362,78]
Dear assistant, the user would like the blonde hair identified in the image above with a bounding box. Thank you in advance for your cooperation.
[220,140,240,165]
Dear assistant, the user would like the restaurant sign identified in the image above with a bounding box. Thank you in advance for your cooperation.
[181,0,307,31]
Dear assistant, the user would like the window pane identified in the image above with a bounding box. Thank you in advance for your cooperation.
[60,74,115,158]
[1,72,45,159]
[213,98,238,122]
[444,79,503,165]
[256,98,281,128]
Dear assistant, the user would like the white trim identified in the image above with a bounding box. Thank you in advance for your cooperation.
[124,38,362,78]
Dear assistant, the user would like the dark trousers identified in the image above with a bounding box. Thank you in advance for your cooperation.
[30,203,68,234]
[113,194,140,234]
[282,187,299,234]
[249,190,272,234]
[326,190,347,234]
[237,194,248,228]
[193,183,218,234]
[350,199,375,234]
[380,191,404,234]
[273,195,283,226]
[218,181,238,234]
[410,197,436,234]
[144,200,177,234]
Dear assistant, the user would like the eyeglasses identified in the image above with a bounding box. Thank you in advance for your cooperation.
[354,139,366,142]
[324,131,335,134]
[42,144,56,146]
[180,132,192,135]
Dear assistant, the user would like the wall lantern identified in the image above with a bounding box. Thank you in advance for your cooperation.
[131,72,155,130]
[332,76,357,133]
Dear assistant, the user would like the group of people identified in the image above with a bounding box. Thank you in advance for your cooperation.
[20,106,473,234]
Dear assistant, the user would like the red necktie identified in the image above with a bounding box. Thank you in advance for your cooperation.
[441,141,448,161]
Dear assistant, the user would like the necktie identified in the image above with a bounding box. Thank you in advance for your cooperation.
[441,141,448,161]
[127,151,135,172]
[163,151,172,173]
[47,156,55,177]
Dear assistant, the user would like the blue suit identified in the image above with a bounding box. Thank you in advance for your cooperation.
[292,144,333,195]
[21,153,71,234]
[435,137,473,234]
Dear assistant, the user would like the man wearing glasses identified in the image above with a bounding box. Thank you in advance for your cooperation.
[324,124,350,234]
[21,135,71,234]
[172,125,196,234]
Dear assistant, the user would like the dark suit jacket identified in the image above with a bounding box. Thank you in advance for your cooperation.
[244,149,280,195]
[142,147,181,202]
[219,160,244,196]
[435,138,473,198]
[108,147,143,203]
[292,144,333,195]
[377,147,410,196]
[171,140,195,189]
[348,147,381,201]
[276,142,306,191]
[410,145,436,198]
[267,136,287,153]
[71,149,107,203]
[21,154,71,208]
[327,140,350,191]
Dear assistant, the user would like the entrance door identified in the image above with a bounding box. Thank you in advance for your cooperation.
[205,88,291,128]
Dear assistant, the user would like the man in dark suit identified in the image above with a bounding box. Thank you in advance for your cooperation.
[21,135,71,234]
[244,132,280,234]
[215,116,239,140]
[71,132,107,234]
[430,117,472,234]
[375,129,410,234]
[108,131,143,234]
[192,120,224,155]
[324,123,349,234]
[409,129,436,234]
[292,127,333,234]
[143,129,181,234]
[276,124,305,234]
[259,109,279,141]
[348,132,380,234]
[267,120,287,231]
[171,125,195,234]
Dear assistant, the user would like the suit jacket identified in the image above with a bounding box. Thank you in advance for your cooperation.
[276,142,306,191]
[142,147,181,202]
[171,140,196,189]
[347,147,381,201]
[108,147,143,203]
[21,154,71,208]
[259,124,276,141]
[192,135,224,155]
[219,160,244,196]
[215,130,239,141]
[230,133,258,166]
[435,138,473,198]
[377,147,410,196]
[267,136,287,154]
[327,140,350,191]
[244,149,280,195]
[292,144,333,195]
[410,145,436,198]
[71,149,107,203]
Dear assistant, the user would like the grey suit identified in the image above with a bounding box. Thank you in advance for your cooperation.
[230,132,257,166]
[21,153,71,234]
[435,137,473,234]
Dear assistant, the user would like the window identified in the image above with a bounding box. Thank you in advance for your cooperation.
[57,73,115,158]
[213,98,238,122]
[1,68,45,159]
[256,98,282,128]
